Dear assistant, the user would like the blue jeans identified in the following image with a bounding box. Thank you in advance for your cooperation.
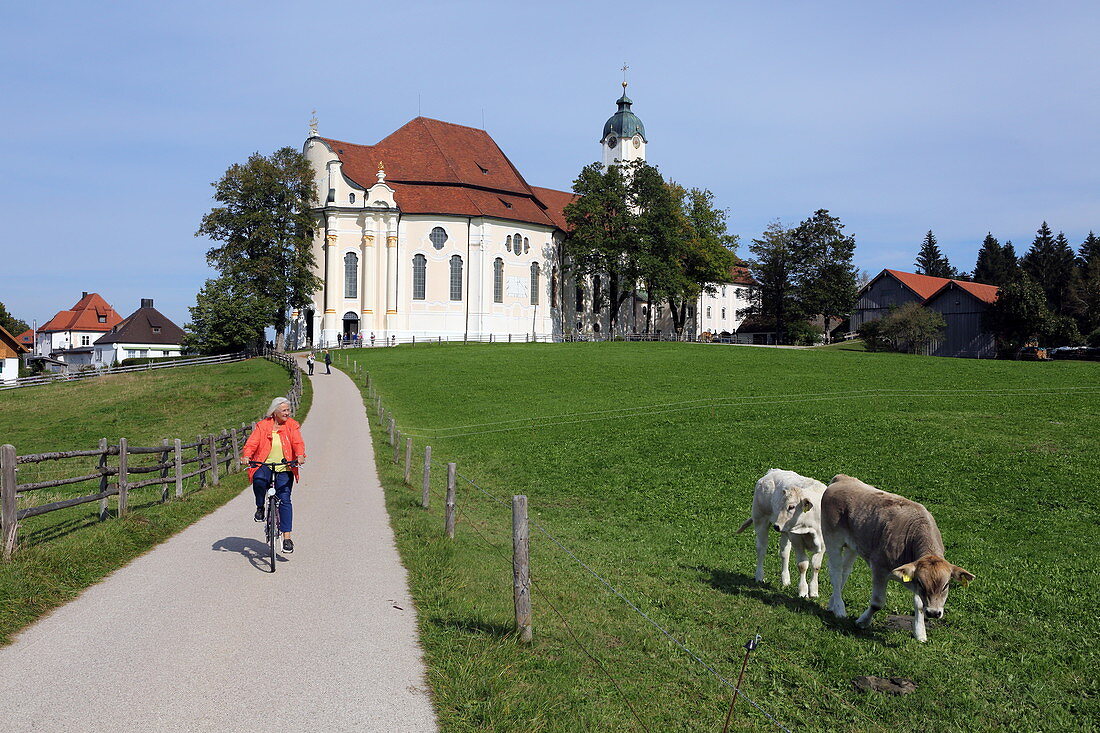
[252,467,294,532]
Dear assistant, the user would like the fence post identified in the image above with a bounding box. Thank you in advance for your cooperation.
[118,437,129,516]
[389,417,396,446]
[422,446,431,508]
[393,431,400,464]
[98,438,109,520]
[512,494,532,643]
[160,438,171,502]
[174,439,183,498]
[445,463,456,539]
[1,444,18,560]
[230,428,240,473]
[377,397,383,423]
[209,434,220,486]
[197,435,206,488]
[404,437,412,484]
[220,429,230,473]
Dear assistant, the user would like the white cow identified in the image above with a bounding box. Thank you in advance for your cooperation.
[737,469,827,598]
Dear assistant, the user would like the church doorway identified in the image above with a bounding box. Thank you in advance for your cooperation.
[342,311,359,342]
[304,309,315,346]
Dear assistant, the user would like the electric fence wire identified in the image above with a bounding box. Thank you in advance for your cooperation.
[455,470,794,733]
[451,501,652,733]
[400,384,1100,439]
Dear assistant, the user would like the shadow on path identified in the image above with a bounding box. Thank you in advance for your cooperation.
[212,536,284,572]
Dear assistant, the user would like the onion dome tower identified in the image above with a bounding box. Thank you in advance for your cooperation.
[601,79,647,168]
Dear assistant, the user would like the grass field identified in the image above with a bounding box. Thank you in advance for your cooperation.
[342,342,1099,732]
[0,357,309,645]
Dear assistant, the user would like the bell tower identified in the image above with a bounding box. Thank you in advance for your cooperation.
[600,67,647,168]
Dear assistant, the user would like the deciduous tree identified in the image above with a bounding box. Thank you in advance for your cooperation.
[0,302,29,338]
[196,147,321,350]
[184,276,270,355]
[987,274,1051,351]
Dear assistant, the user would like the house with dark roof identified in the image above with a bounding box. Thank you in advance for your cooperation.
[852,270,1000,358]
[0,324,30,384]
[294,85,702,346]
[93,299,187,365]
[37,292,123,369]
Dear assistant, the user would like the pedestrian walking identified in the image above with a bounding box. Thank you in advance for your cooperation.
[370,331,376,347]
[306,352,315,376]
[323,349,332,374]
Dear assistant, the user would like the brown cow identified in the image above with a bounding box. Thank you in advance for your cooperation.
[821,474,974,642]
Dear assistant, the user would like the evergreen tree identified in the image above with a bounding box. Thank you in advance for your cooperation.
[0,302,29,338]
[973,233,1018,285]
[744,221,801,344]
[914,230,954,278]
[789,209,858,339]
[1021,223,1081,317]
[196,146,321,350]
[1078,231,1100,268]
[1077,232,1100,333]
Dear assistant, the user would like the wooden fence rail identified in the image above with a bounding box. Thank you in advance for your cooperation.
[0,351,251,392]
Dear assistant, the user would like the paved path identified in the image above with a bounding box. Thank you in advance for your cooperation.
[0,359,437,732]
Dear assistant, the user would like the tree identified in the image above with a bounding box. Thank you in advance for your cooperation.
[196,147,321,350]
[973,233,1019,286]
[0,302,29,338]
[914,230,954,278]
[184,276,270,355]
[789,209,857,340]
[744,221,801,343]
[1021,223,1081,318]
[1077,232,1100,333]
[987,274,1051,352]
[564,162,637,330]
[878,302,946,354]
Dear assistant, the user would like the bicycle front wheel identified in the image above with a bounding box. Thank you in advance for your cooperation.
[267,496,278,573]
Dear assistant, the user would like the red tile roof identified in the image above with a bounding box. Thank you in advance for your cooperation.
[39,293,123,333]
[729,265,756,285]
[16,329,33,347]
[319,118,574,230]
[875,269,999,305]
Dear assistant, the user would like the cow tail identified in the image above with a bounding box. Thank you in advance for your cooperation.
[736,517,753,534]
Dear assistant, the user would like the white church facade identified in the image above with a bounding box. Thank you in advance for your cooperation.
[291,86,752,347]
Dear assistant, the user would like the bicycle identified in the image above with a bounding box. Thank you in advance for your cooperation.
[248,459,299,573]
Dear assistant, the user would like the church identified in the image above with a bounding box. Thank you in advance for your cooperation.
[291,85,750,347]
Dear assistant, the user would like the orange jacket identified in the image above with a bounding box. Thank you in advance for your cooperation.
[242,417,306,482]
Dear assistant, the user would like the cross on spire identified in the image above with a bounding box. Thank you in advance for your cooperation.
[621,63,629,90]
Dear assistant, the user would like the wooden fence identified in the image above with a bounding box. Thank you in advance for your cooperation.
[0,351,305,560]
[1,352,250,391]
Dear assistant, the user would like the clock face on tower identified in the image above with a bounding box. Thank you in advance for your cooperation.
[633,135,642,148]
[606,136,617,149]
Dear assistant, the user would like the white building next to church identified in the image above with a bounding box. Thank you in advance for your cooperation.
[292,86,749,347]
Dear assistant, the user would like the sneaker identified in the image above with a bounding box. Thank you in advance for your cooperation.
[282,538,294,553]
[254,507,264,522]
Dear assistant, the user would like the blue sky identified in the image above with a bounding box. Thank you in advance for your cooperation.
[2,1,1097,328]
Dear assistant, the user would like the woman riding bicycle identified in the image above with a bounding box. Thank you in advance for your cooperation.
[241,397,306,553]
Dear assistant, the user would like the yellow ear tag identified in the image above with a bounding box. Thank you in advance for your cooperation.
[899,573,912,583]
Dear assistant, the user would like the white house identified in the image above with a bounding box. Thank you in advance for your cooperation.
[36,292,123,369]
[93,299,186,364]
[0,324,30,384]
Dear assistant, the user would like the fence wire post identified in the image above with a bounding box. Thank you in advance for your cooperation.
[404,437,412,484]
[389,417,395,446]
[722,634,761,733]
[422,446,431,508]
[1,444,18,560]
[393,431,400,464]
[209,434,220,486]
[160,438,171,502]
[512,494,532,643]
[444,463,456,539]
[173,438,183,498]
[98,437,109,520]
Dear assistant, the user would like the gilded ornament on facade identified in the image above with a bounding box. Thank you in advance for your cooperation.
[386,236,398,247]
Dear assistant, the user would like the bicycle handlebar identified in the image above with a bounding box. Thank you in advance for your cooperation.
[246,459,300,468]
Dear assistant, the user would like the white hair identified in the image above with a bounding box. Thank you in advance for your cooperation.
[265,397,291,418]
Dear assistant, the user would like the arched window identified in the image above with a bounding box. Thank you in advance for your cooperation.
[551,267,558,308]
[506,235,512,253]
[706,306,712,319]
[575,283,584,311]
[591,276,602,313]
[721,307,726,319]
[412,254,426,300]
[449,255,463,300]
[494,258,504,303]
[344,252,358,298]
[430,227,448,250]
[514,233,522,255]
[349,192,356,204]
[530,262,540,305]
[523,237,530,254]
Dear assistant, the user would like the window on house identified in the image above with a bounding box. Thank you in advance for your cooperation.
[687,306,694,318]
[551,267,558,308]
[592,277,602,313]
[506,235,512,253]
[530,263,540,305]
[722,286,727,296]
[430,227,448,250]
[494,258,504,303]
[98,315,107,323]
[575,284,584,311]
[514,233,523,255]
[344,252,359,298]
[413,254,427,300]
[523,237,530,254]
[706,306,712,319]
[721,308,726,319]
[450,255,463,300]
[349,192,356,204]
[152,327,161,334]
